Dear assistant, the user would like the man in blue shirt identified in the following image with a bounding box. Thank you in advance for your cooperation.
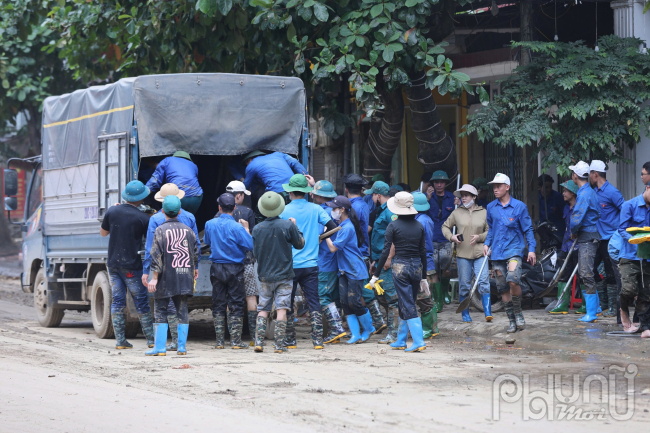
[204,193,254,349]
[484,173,536,333]
[243,150,310,195]
[413,192,438,339]
[142,183,200,351]
[538,174,566,239]
[310,180,347,344]
[426,170,455,305]
[280,174,337,349]
[589,160,625,317]
[618,183,650,337]
[569,161,602,323]
[145,151,203,215]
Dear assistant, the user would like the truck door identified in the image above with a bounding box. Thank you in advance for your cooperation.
[97,132,129,220]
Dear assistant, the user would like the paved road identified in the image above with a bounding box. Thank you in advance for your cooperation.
[0,276,649,432]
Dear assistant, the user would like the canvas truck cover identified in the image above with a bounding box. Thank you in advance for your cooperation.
[133,73,305,158]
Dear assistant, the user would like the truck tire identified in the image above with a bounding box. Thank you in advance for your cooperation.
[91,271,114,339]
[470,289,504,313]
[33,269,64,327]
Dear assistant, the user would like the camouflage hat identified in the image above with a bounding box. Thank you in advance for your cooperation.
[312,180,337,198]
[560,180,579,195]
[430,170,449,181]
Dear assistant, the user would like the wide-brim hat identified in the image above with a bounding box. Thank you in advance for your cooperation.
[242,150,266,161]
[121,180,150,202]
[411,192,430,212]
[387,191,418,216]
[313,180,337,198]
[430,170,449,181]
[154,183,185,202]
[258,191,285,218]
[283,174,313,193]
[173,151,192,161]
[472,177,490,190]
[454,184,478,198]
[560,180,579,195]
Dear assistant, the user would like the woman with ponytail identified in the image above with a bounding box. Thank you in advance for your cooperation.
[324,196,375,344]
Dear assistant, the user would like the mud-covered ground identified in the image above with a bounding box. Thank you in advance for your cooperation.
[1,264,649,432]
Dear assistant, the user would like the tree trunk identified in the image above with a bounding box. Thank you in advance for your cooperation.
[520,0,534,66]
[361,84,405,183]
[404,71,458,183]
[0,211,18,257]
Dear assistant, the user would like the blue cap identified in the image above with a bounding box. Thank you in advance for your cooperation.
[121,180,150,202]
[412,192,430,212]
[217,193,236,207]
[162,195,181,216]
[364,181,390,196]
[312,180,338,198]
[326,195,352,211]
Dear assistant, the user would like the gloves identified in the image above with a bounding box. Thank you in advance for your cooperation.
[419,279,430,296]
[364,277,385,296]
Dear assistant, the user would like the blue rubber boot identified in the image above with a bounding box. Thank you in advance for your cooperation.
[404,317,426,352]
[345,315,362,344]
[578,294,599,323]
[459,295,472,322]
[390,319,409,350]
[482,294,493,322]
[145,323,168,356]
[177,324,189,355]
[358,309,376,343]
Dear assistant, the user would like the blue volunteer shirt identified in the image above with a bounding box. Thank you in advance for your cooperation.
[570,183,601,236]
[350,196,370,257]
[618,195,650,261]
[428,191,455,243]
[594,181,625,240]
[244,152,308,193]
[318,204,338,273]
[143,210,200,274]
[280,199,331,269]
[332,219,369,281]
[145,156,203,197]
[415,212,436,272]
[539,189,566,239]
[561,204,578,253]
[608,230,624,262]
[363,194,376,213]
[203,214,253,264]
[485,197,536,261]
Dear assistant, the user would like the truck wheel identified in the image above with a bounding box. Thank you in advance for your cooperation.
[33,269,64,327]
[91,271,114,339]
[470,289,504,313]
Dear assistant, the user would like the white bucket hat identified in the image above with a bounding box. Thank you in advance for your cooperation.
[226,180,251,196]
[487,173,511,186]
[568,161,590,177]
[154,183,185,202]
[387,191,418,216]
[454,184,479,198]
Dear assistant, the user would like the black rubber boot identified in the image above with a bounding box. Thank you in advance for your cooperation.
[504,301,517,333]
[512,295,525,330]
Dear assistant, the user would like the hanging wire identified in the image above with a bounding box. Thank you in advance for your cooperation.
[594,3,599,52]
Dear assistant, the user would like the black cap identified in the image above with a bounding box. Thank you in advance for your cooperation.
[342,173,369,187]
[217,193,236,207]
[326,195,352,211]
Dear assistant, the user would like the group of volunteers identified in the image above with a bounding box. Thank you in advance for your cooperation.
[99,149,650,359]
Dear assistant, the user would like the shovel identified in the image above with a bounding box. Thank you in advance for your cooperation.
[456,247,491,314]
[319,226,341,241]
[534,238,578,300]
[555,263,580,303]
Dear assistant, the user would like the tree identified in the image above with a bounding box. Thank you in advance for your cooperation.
[0,0,77,155]
[463,36,650,175]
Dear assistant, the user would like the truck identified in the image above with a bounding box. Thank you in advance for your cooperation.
[3,73,308,339]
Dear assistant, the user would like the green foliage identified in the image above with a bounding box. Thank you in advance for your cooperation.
[463,37,650,175]
[0,0,75,141]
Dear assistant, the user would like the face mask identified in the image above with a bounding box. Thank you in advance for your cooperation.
[463,200,474,208]
[331,209,342,220]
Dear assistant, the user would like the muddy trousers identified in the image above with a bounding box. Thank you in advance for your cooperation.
[154,295,188,324]
[392,257,423,321]
[619,259,650,332]
[210,262,246,318]
[339,274,367,316]
[610,258,622,324]
[577,240,599,295]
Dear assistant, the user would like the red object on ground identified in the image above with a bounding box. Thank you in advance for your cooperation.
[570,274,582,310]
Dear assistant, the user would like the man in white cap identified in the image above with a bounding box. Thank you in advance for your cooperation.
[221,180,259,345]
[484,173,536,333]
[569,161,602,323]
[142,183,200,351]
[589,160,624,317]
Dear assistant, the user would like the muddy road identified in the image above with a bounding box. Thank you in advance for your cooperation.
[0,273,649,432]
